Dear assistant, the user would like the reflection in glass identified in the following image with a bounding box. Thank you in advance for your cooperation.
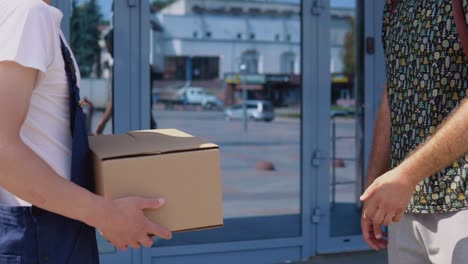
[328,1,363,237]
[149,0,301,245]
[70,0,114,135]
[240,50,259,74]
[70,0,115,253]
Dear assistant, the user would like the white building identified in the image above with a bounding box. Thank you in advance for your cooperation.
[151,0,302,80]
[150,0,354,106]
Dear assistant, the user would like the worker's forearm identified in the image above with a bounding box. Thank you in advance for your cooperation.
[398,99,468,185]
[366,90,391,187]
[0,137,106,227]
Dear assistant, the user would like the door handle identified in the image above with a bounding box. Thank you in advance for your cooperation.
[311,150,324,167]
[311,0,326,16]
[128,0,137,7]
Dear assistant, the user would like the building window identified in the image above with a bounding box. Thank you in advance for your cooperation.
[275,34,280,41]
[237,33,242,40]
[266,9,279,16]
[164,56,187,80]
[282,10,295,16]
[281,52,295,74]
[193,31,198,38]
[205,31,212,38]
[192,5,204,13]
[286,34,292,42]
[250,33,255,40]
[241,50,259,74]
[192,57,220,80]
[248,8,261,14]
[229,7,243,15]
[164,56,220,80]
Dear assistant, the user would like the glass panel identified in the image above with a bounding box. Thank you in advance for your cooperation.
[149,0,302,245]
[69,0,115,253]
[70,0,114,136]
[328,0,362,237]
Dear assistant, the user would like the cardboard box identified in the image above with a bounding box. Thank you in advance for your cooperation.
[89,129,223,232]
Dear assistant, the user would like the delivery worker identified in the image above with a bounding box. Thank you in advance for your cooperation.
[0,0,172,263]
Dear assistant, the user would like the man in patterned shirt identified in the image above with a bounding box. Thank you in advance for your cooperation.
[360,0,468,263]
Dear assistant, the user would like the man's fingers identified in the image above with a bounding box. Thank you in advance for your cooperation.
[363,202,379,221]
[373,223,383,240]
[382,213,394,226]
[362,220,382,250]
[374,237,388,249]
[360,185,376,201]
[362,226,380,250]
[381,231,388,238]
[363,236,380,250]
[362,203,388,251]
[364,231,386,250]
[146,221,173,240]
[392,209,405,222]
[372,224,388,250]
[364,205,385,224]
[371,208,386,224]
[136,197,165,210]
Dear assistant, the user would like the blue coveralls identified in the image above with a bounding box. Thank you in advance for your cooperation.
[0,38,99,264]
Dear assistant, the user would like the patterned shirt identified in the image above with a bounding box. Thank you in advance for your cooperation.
[382,0,468,213]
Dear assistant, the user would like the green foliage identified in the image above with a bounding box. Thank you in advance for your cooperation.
[70,0,102,78]
[342,17,355,74]
[151,0,176,12]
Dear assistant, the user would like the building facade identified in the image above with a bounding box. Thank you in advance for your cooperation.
[150,0,355,106]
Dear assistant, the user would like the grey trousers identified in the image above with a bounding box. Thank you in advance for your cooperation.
[388,209,468,264]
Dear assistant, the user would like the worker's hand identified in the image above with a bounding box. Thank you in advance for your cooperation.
[95,197,172,251]
[361,200,387,250]
[360,168,414,226]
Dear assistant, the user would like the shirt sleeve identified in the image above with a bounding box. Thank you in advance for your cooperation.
[0,2,55,73]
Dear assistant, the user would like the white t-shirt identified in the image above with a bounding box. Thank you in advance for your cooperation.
[0,0,80,206]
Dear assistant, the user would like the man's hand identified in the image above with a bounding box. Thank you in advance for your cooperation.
[361,87,392,249]
[361,201,388,250]
[360,168,415,225]
[94,197,173,251]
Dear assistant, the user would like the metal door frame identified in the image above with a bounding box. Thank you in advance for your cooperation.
[55,0,150,262]
[138,1,318,262]
[53,0,389,261]
[313,0,387,254]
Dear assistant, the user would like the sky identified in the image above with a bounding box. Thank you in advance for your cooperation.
[81,0,356,21]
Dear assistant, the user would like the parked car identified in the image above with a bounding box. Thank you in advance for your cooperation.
[224,100,275,122]
[177,87,223,109]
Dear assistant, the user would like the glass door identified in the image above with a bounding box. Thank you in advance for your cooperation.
[56,0,325,262]
[315,0,369,253]
[63,0,133,262]
[149,0,302,240]
[69,0,114,136]
[145,0,310,263]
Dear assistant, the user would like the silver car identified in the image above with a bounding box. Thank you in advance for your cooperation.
[224,100,275,122]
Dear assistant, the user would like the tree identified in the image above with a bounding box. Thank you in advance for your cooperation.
[150,0,176,13]
[342,17,355,74]
[70,0,103,78]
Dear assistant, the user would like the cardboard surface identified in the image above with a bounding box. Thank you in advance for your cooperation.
[89,129,223,232]
[90,129,218,160]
